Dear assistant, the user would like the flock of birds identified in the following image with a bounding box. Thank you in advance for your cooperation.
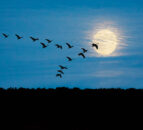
[1,33,99,78]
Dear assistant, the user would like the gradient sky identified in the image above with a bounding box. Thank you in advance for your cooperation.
[0,0,143,89]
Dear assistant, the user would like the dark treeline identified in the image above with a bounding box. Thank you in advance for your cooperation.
[0,87,142,130]
[0,87,143,96]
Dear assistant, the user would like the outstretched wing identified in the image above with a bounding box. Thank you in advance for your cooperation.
[59,65,63,69]
[55,44,59,47]
[58,70,64,74]
[67,57,72,61]
[93,44,98,49]
[66,43,73,48]
[30,37,34,41]
[82,53,85,58]
[15,34,22,39]
[92,43,98,49]
[81,48,87,53]
[56,74,62,78]
[3,33,8,38]
[40,43,46,48]
[66,43,70,47]
[46,39,52,43]
[78,53,85,58]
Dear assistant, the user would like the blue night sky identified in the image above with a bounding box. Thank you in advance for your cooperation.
[0,0,143,89]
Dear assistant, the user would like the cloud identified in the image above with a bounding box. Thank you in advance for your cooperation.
[93,70,123,78]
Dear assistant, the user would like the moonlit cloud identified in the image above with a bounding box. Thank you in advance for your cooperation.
[93,70,123,78]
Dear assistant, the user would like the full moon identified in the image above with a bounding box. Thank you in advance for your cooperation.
[93,29,118,56]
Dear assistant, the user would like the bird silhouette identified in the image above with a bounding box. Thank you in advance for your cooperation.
[92,43,98,49]
[56,74,62,78]
[30,37,39,42]
[45,39,52,43]
[66,43,74,48]
[81,48,88,53]
[59,65,68,70]
[55,44,62,49]
[78,53,86,58]
[15,34,23,40]
[67,57,72,61]
[2,33,8,38]
[40,43,48,48]
[57,70,64,74]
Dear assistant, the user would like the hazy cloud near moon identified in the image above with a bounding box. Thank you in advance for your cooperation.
[91,70,123,78]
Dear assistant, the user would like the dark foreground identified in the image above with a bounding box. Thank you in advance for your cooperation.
[0,87,143,129]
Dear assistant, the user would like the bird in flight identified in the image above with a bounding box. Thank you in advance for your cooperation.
[56,74,62,78]
[15,34,23,40]
[30,37,39,42]
[78,53,86,58]
[92,43,99,49]
[66,43,74,49]
[59,65,68,70]
[45,39,52,43]
[66,57,72,61]
[55,44,62,49]
[81,48,88,53]
[40,43,48,48]
[2,33,9,38]
[57,70,64,75]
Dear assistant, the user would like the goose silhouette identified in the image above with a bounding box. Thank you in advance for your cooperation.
[66,43,74,48]
[57,70,64,75]
[67,57,72,61]
[59,65,68,70]
[55,44,62,49]
[81,48,88,53]
[40,43,48,48]
[92,43,98,49]
[30,37,39,42]
[45,39,52,43]
[15,34,23,40]
[78,53,86,58]
[2,33,8,38]
[56,74,62,78]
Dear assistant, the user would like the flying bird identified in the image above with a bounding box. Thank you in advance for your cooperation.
[57,70,64,75]
[78,53,86,58]
[40,43,48,48]
[2,33,8,38]
[81,48,88,53]
[56,74,62,78]
[66,43,74,48]
[66,57,72,61]
[59,65,68,70]
[45,39,52,43]
[92,43,98,49]
[55,44,62,49]
[30,37,39,42]
[15,34,23,40]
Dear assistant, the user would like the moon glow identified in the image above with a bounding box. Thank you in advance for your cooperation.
[93,29,118,56]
